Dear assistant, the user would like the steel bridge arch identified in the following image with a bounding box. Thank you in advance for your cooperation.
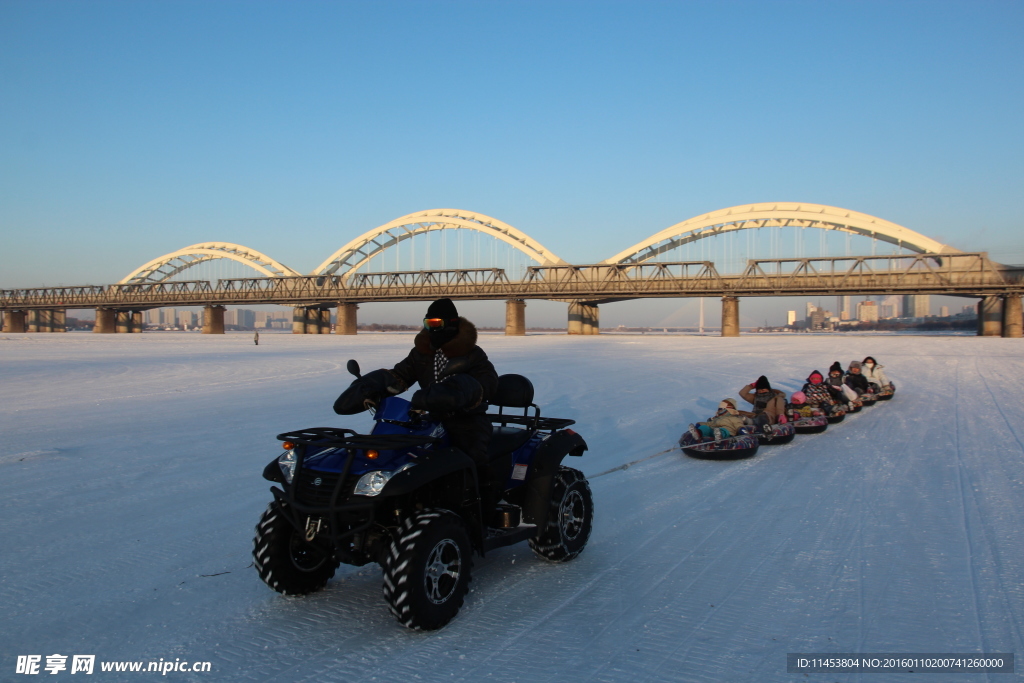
[604,202,961,265]
[313,209,566,279]
[119,243,301,284]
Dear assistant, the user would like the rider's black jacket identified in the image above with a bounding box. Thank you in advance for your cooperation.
[388,318,499,414]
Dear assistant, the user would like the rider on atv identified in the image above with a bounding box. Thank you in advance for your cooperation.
[333,298,501,515]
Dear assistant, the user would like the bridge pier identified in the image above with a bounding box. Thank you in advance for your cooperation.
[1003,295,1023,338]
[115,311,131,333]
[203,305,225,334]
[567,302,583,335]
[27,310,42,333]
[94,308,116,333]
[721,296,740,337]
[505,299,525,336]
[336,303,358,335]
[3,310,27,333]
[313,308,332,334]
[582,303,599,335]
[52,309,66,332]
[978,296,1003,336]
[292,307,307,334]
[568,302,600,335]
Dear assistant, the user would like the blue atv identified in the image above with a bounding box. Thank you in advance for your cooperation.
[253,359,593,630]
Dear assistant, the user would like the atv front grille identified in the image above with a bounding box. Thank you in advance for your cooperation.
[294,470,360,508]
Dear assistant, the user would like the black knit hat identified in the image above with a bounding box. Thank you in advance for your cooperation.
[426,298,459,322]
[829,361,843,375]
[755,375,771,391]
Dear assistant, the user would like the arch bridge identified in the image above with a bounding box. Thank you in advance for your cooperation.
[2,204,1022,337]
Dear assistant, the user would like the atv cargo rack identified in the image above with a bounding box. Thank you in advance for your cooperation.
[486,413,576,432]
[276,427,438,450]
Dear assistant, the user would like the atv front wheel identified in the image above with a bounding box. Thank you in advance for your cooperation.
[529,466,594,562]
[253,502,339,595]
[382,508,472,630]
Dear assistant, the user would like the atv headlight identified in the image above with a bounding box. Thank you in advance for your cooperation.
[277,450,297,484]
[353,462,415,497]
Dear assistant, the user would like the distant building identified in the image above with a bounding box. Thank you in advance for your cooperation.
[805,302,817,317]
[835,295,851,319]
[940,305,949,317]
[902,294,930,318]
[962,304,975,316]
[809,308,827,330]
[786,310,797,326]
[857,300,879,322]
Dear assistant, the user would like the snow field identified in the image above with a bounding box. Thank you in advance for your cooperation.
[1,332,1023,682]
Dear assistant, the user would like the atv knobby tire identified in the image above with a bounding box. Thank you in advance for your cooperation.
[383,508,472,630]
[529,466,593,562]
[253,502,339,595]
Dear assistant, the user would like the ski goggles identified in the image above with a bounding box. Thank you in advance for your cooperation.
[423,317,448,330]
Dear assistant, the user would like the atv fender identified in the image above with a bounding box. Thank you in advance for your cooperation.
[377,447,477,498]
[523,430,588,531]
[262,458,285,484]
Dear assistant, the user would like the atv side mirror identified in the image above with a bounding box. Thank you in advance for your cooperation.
[347,359,361,378]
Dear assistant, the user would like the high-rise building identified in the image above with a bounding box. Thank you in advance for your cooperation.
[857,300,879,322]
[902,294,930,318]
[165,308,176,327]
[806,302,817,317]
[940,306,949,317]
[786,310,797,326]
[836,296,851,319]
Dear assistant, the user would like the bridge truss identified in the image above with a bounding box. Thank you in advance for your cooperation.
[3,253,1020,310]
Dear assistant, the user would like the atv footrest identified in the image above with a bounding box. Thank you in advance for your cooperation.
[483,524,537,553]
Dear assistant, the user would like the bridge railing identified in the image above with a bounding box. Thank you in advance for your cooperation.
[733,253,1007,293]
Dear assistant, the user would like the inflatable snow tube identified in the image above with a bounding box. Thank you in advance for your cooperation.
[758,421,795,445]
[877,385,896,401]
[826,409,846,424]
[679,431,760,461]
[789,414,829,434]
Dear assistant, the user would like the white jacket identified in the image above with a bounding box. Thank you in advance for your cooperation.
[862,362,890,387]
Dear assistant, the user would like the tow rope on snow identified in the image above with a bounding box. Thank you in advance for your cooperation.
[590,446,679,479]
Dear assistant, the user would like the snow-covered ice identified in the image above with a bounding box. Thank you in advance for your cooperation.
[2,331,1023,681]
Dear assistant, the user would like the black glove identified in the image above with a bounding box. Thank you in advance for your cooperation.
[410,373,483,414]
[333,369,403,415]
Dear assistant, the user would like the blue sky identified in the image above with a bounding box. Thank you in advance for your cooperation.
[2,0,1021,327]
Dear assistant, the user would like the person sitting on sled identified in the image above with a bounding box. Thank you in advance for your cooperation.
[861,356,892,392]
[802,369,844,416]
[687,398,746,443]
[844,360,872,396]
[786,391,815,419]
[738,375,787,435]
[826,362,859,405]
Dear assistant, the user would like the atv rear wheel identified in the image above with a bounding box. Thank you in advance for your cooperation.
[253,502,339,595]
[529,466,594,562]
[382,508,472,630]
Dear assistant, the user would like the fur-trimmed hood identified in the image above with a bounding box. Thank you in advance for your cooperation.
[413,317,478,358]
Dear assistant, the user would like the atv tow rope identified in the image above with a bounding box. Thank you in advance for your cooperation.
[590,446,679,479]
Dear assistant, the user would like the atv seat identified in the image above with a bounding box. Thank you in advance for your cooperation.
[486,374,539,459]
